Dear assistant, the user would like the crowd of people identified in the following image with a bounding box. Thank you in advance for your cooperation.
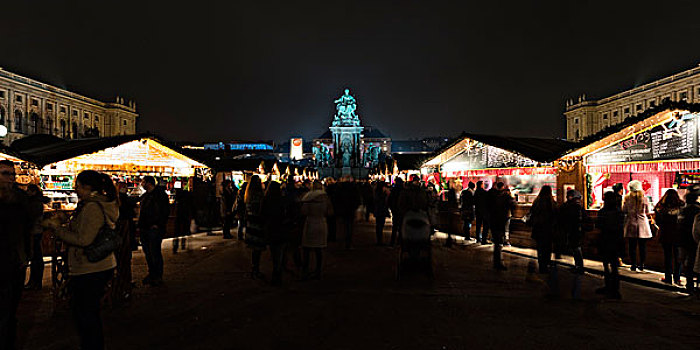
[4,161,700,349]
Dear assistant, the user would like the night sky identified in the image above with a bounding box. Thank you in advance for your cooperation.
[3,0,700,143]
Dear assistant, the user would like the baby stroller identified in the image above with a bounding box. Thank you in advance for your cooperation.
[397,210,433,280]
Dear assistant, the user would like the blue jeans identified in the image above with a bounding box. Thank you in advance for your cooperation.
[141,228,164,280]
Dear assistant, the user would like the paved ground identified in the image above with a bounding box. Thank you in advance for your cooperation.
[16,220,700,350]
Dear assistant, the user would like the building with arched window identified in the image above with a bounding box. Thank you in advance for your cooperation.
[0,67,138,145]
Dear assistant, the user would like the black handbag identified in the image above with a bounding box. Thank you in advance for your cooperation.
[84,202,121,263]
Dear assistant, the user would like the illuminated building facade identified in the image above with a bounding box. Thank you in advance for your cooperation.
[565,63,700,141]
[0,67,138,146]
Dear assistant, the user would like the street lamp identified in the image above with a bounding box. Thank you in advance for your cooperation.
[0,125,7,138]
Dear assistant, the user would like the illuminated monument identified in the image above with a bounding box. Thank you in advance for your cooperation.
[314,88,388,178]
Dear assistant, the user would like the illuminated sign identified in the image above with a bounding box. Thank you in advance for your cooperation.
[291,138,303,160]
[203,143,273,151]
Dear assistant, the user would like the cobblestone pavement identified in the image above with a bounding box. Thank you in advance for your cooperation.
[16,220,700,350]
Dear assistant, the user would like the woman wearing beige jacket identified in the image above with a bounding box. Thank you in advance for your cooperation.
[47,170,119,350]
[622,180,653,272]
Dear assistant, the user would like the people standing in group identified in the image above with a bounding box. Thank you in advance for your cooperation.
[335,176,361,250]
[487,182,515,270]
[138,176,170,286]
[300,181,333,280]
[261,181,288,285]
[244,175,267,279]
[373,181,390,245]
[24,184,46,291]
[113,182,136,302]
[474,181,490,245]
[0,160,35,350]
[220,180,237,239]
[559,189,587,273]
[388,177,404,246]
[460,182,476,242]
[654,189,684,285]
[595,191,625,299]
[173,188,194,253]
[46,170,119,350]
[622,180,653,272]
[679,186,700,295]
[528,185,558,274]
[235,182,247,240]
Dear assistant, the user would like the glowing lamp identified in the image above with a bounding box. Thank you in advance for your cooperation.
[0,125,7,137]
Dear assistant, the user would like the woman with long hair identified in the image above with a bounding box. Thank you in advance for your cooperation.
[46,170,119,350]
[623,180,653,272]
[528,185,558,273]
[654,189,684,284]
[244,175,266,279]
[262,181,286,285]
[301,181,333,280]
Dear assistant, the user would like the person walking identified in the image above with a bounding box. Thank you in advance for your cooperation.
[528,185,558,273]
[25,184,46,291]
[373,181,390,245]
[474,181,490,245]
[679,186,700,295]
[335,176,361,249]
[460,182,476,242]
[235,182,247,240]
[560,189,587,273]
[301,181,333,280]
[138,176,170,286]
[488,182,515,270]
[622,180,653,272]
[173,188,194,253]
[262,181,287,285]
[595,191,625,299]
[0,160,34,350]
[220,180,237,239]
[388,177,404,246]
[244,175,267,279]
[47,170,119,350]
[654,189,684,285]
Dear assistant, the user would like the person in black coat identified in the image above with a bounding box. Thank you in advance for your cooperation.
[335,176,361,249]
[24,184,46,290]
[596,191,625,299]
[654,189,684,285]
[460,182,476,241]
[220,180,237,239]
[173,188,194,253]
[678,187,700,295]
[559,190,587,274]
[474,181,490,244]
[388,177,404,246]
[488,182,515,270]
[235,182,247,240]
[138,176,170,286]
[360,181,374,222]
[262,181,287,285]
[528,185,558,273]
[373,181,390,245]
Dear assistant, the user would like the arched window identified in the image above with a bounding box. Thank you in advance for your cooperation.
[60,119,67,138]
[28,113,41,134]
[13,110,23,133]
[71,122,78,139]
[0,106,5,126]
[46,117,54,135]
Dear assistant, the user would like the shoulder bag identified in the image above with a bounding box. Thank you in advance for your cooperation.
[84,202,121,262]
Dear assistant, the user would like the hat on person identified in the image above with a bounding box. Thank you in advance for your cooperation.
[627,180,642,192]
[566,189,582,199]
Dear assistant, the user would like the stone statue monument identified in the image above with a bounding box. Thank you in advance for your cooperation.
[332,89,361,127]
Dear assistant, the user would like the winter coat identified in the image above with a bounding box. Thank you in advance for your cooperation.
[373,188,390,218]
[654,203,682,245]
[244,193,266,248]
[529,199,558,242]
[488,189,515,233]
[0,187,33,278]
[301,190,333,248]
[220,187,237,217]
[55,192,118,276]
[388,184,403,217]
[596,205,625,259]
[397,183,430,218]
[334,182,361,218]
[460,188,475,220]
[559,198,587,248]
[692,215,700,273]
[679,203,700,250]
[138,186,170,233]
[622,195,652,239]
[262,197,288,245]
[474,187,489,216]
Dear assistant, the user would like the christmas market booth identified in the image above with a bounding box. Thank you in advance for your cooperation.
[1,144,39,187]
[420,132,575,244]
[12,134,208,210]
[559,101,700,269]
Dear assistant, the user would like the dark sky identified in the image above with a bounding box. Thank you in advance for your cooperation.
[3,0,700,143]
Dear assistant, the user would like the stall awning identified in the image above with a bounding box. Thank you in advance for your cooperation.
[442,166,557,178]
[587,160,700,174]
